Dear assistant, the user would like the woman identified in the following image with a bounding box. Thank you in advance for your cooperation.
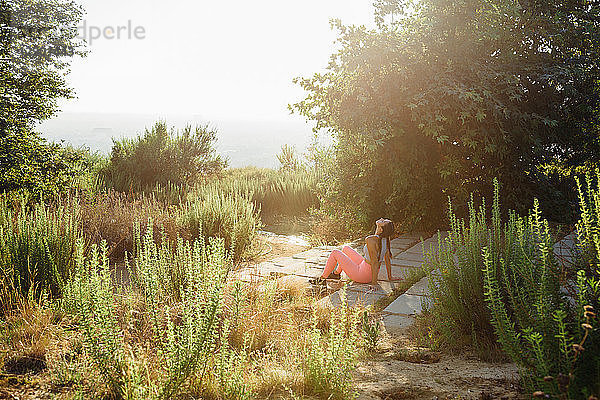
[310,218,402,286]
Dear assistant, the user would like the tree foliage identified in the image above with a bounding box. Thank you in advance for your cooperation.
[1,0,87,198]
[293,0,600,229]
[1,0,85,132]
[0,131,89,199]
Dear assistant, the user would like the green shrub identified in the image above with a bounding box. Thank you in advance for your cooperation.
[63,229,231,399]
[177,186,261,260]
[303,288,360,399]
[1,131,91,202]
[426,177,599,397]
[425,182,505,356]
[100,121,226,193]
[0,196,80,308]
[483,173,599,398]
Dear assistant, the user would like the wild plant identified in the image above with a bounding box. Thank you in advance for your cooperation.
[360,310,380,350]
[129,224,230,399]
[62,225,231,399]
[575,169,600,276]
[0,195,80,310]
[479,175,598,398]
[425,182,501,355]
[303,287,360,399]
[177,186,260,260]
[62,239,128,398]
[204,319,252,400]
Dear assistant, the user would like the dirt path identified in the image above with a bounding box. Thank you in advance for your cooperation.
[355,335,521,400]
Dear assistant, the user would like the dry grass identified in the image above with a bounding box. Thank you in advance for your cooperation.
[79,190,184,259]
[0,302,56,375]
[1,273,364,399]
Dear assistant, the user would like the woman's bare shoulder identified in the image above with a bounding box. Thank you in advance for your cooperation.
[365,235,379,246]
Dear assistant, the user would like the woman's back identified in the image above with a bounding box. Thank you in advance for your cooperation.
[363,236,388,264]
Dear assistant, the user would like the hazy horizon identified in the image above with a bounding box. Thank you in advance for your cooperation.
[38,111,327,168]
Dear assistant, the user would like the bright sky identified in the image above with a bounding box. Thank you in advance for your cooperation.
[61,0,376,121]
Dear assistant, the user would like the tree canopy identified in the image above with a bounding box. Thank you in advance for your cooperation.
[293,0,600,228]
[1,0,87,199]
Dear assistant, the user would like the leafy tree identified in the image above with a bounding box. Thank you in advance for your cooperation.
[1,0,87,199]
[293,0,600,229]
[100,121,227,192]
[1,0,86,132]
[0,132,90,199]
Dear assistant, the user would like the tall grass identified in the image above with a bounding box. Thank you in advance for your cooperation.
[79,189,180,259]
[213,167,319,218]
[177,186,261,260]
[0,196,80,309]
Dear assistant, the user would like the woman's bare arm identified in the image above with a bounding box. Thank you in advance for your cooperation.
[385,251,392,279]
[385,251,402,280]
[365,235,380,285]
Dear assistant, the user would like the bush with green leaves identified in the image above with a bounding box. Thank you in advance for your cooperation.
[425,181,507,355]
[0,196,80,309]
[1,131,91,201]
[426,177,599,397]
[62,227,236,399]
[100,121,226,192]
[303,288,360,400]
[293,0,600,230]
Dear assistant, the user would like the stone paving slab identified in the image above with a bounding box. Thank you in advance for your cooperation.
[345,281,405,295]
[292,249,331,260]
[383,293,425,316]
[237,232,447,332]
[376,266,421,281]
[390,259,426,268]
[390,238,420,249]
[393,252,425,262]
[381,314,416,333]
[553,232,579,267]
[380,232,448,333]
[404,277,430,296]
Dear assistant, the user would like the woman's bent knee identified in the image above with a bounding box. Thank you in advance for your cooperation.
[331,249,343,257]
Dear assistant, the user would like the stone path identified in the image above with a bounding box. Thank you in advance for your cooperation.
[380,233,447,333]
[382,230,581,333]
[233,232,438,322]
[235,229,580,335]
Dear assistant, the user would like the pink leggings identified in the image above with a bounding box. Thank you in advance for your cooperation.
[321,246,372,284]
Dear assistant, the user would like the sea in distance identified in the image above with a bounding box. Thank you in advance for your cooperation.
[37,112,324,169]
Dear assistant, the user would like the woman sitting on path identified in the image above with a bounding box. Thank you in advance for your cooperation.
[310,218,402,286]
